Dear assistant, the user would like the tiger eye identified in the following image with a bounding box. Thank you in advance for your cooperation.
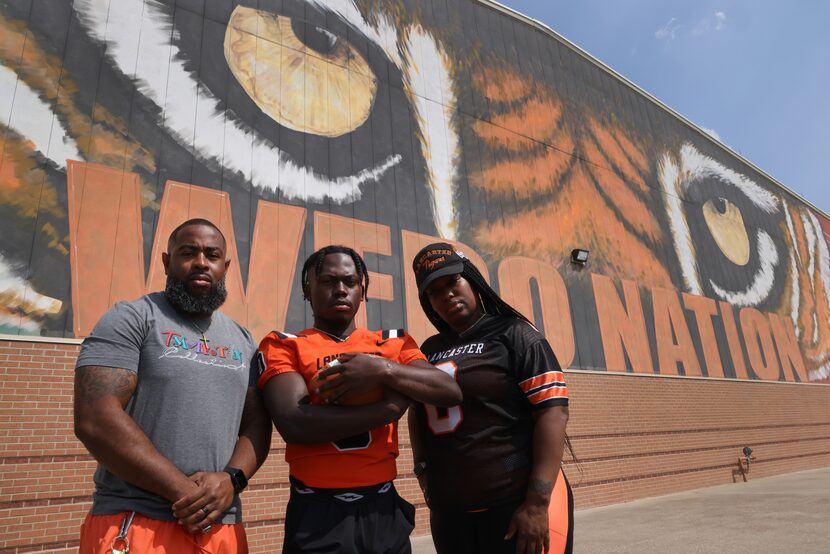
[224,6,377,138]
[702,197,751,266]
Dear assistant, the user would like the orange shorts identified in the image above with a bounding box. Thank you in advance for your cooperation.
[78,512,248,554]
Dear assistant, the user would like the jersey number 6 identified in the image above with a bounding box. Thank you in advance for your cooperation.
[425,361,463,434]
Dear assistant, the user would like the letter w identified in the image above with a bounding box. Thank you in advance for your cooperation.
[67,162,306,339]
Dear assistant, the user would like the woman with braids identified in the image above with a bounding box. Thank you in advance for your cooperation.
[257,245,461,553]
[410,243,573,554]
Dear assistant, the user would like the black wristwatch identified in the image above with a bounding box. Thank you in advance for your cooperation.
[224,466,248,493]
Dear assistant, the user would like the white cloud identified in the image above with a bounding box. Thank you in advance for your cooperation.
[715,11,727,31]
[701,127,722,141]
[655,17,681,40]
[694,11,727,35]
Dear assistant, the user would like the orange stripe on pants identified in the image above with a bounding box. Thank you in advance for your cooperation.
[548,470,573,554]
[79,512,248,554]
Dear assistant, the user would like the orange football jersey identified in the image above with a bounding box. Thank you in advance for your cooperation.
[257,328,427,488]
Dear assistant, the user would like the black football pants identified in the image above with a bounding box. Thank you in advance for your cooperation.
[282,479,415,554]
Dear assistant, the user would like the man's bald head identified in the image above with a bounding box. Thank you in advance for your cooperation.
[167,218,226,250]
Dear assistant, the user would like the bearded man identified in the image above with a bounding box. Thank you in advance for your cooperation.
[73,218,272,553]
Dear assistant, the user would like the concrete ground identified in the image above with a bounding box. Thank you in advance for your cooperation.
[411,467,830,553]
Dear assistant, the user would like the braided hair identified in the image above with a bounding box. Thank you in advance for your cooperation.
[419,257,531,335]
[301,245,370,301]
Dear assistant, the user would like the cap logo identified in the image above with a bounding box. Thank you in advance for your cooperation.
[420,255,445,271]
[415,247,454,273]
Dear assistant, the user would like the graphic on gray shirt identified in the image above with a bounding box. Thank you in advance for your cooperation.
[75,292,257,523]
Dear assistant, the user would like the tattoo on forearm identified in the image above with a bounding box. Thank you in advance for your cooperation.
[75,366,137,407]
[529,477,553,498]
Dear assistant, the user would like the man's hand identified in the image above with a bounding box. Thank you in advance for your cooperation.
[171,471,235,533]
[315,353,389,402]
[504,499,549,554]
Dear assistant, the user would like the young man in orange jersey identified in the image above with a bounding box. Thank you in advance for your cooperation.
[257,245,462,553]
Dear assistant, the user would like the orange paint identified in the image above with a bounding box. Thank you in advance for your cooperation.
[610,128,650,174]
[788,206,816,342]
[652,286,701,376]
[718,301,749,379]
[592,274,653,374]
[740,308,782,381]
[471,119,539,152]
[582,139,661,242]
[0,13,156,197]
[786,205,830,379]
[682,293,725,378]
[0,133,65,221]
[497,256,575,368]
[474,164,673,289]
[314,212,394,330]
[587,118,649,193]
[0,147,22,192]
[470,139,574,198]
[67,162,146,337]
[484,96,564,145]
[768,313,808,382]
[401,230,489,345]
[68,165,306,340]
[475,66,532,103]
[240,200,307,340]
[804,262,830,378]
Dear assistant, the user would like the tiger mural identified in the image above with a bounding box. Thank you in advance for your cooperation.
[466,62,830,382]
[0,0,828,383]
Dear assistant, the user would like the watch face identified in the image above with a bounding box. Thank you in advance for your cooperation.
[226,467,248,491]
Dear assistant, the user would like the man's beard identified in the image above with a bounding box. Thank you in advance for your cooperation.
[164,275,228,315]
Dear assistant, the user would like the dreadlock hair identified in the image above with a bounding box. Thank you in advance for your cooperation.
[419,257,530,336]
[301,245,370,301]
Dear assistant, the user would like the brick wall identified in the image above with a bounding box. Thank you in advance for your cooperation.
[2,338,829,552]
[565,372,830,507]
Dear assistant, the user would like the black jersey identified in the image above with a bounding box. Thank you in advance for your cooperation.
[415,315,568,511]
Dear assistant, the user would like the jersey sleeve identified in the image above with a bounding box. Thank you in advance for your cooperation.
[514,326,568,410]
[397,332,428,365]
[75,301,146,373]
[256,332,300,389]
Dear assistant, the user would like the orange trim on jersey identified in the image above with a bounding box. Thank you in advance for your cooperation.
[518,370,566,393]
[527,386,568,405]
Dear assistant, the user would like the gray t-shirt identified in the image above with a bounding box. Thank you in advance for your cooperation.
[75,292,257,523]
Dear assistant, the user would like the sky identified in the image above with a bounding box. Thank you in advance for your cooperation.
[499,0,830,216]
